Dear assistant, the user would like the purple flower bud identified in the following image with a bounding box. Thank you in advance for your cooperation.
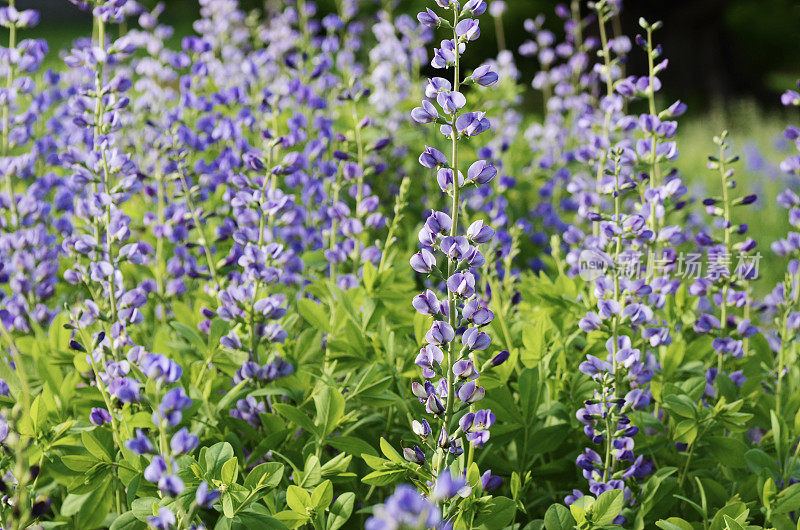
[417,8,441,28]
[579,312,602,332]
[452,360,479,379]
[426,394,445,415]
[425,211,452,234]
[89,407,112,426]
[158,475,184,497]
[16,9,40,28]
[480,470,502,492]
[462,327,491,351]
[437,168,464,192]
[431,470,471,501]
[471,64,499,87]
[412,419,432,438]
[446,271,476,298]
[462,298,494,325]
[415,345,444,378]
[410,249,436,273]
[126,429,154,455]
[196,482,221,508]
[467,160,497,184]
[403,446,426,464]
[343,162,363,181]
[412,290,442,316]
[456,112,491,136]
[411,381,429,400]
[667,100,687,117]
[464,0,488,16]
[437,90,467,115]
[782,90,800,106]
[144,456,168,483]
[425,77,452,99]
[411,100,440,124]
[425,321,455,345]
[456,19,481,41]
[491,350,509,366]
[466,220,494,243]
[419,146,448,168]
[170,428,199,454]
[457,380,485,403]
[148,508,176,530]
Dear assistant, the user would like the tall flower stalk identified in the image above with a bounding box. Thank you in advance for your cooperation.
[768,84,800,419]
[692,132,758,381]
[406,0,506,519]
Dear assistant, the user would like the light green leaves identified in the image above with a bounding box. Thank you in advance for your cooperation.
[277,480,345,529]
[313,385,345,438]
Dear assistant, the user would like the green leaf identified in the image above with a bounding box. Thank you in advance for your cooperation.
[705,437,748,468]
[297,299,330,334]
[62,454,100,472]
[297,455,322,488]
[222,492,235,518]
[221,457,239,485]
[709,502,749,530]
[543,504,574,530]
[286,485,311,513]
[209,318,229,349]
[109,511,146,530]
[326,436,377,458]
[273,403,318,437]
[30,395,49,435]
[379,438,404,464]
[362,261,377,291]
[275,510,310,529]
[313,386,345,437]
[774,483,800,514]
[592,489,623,526]
[244,462,284,491]
[569,496,594,525]
[673,419,698,445]
[362,468,406,486]
[204,442,235,477]
[474,497,517,530]
[231,512,288,530]
[656,518,694,530]
[722,515,745,530]
[745,449,781,478]
[82,429,115,462]
[664,394,696,419]
[327,492,355,530]
[62,479,113,528]
[311,480,333,510]
[521,320,547,367]
[130,497,159,522]
[170,321,207,352]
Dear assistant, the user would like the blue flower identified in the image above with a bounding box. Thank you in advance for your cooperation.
[366,485,445,530]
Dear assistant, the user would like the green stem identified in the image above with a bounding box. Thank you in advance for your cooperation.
[2,0,20,228]
[441,5,462,475]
